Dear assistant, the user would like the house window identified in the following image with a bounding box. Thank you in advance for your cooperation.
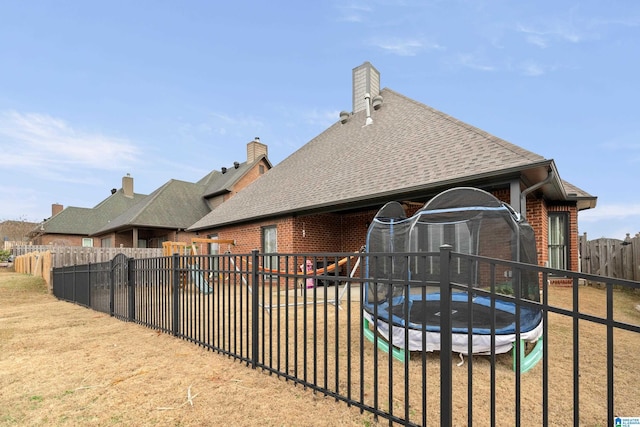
[209,234,220,272]
[101,237,113,248]
[259,165,265,174]
[262,225,278,273]
[82,238,93,247]
[548,213,568,270]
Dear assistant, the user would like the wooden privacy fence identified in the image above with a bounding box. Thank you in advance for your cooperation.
[13,251,52,289]
[11,246,163,292]
[579,233,640,282]
[12,245,163,267]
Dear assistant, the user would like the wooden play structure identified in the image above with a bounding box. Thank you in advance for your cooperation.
[162,238,361,309]
[162,238,235,291]
[161,238,236,257]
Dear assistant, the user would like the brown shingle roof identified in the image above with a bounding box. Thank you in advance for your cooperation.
[562,180,597,210]
[190,88,571,230]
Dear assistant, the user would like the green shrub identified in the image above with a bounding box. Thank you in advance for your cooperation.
[0,249,11,262]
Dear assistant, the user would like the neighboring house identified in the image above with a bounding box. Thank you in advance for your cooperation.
[29,175,147,247]
[189,62,596,280]
[90,139,271,248]
[30,139,271,249]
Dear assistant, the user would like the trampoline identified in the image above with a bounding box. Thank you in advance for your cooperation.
[363,187,543,370]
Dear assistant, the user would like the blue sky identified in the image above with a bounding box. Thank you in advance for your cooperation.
[1,1,638,240]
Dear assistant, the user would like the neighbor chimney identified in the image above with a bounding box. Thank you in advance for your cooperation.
[52,203,63,216]
[352,62,380,114]
[122,173,134,198]
[247,137,268,164]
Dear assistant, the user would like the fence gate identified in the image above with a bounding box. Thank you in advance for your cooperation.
[110,253,131,320]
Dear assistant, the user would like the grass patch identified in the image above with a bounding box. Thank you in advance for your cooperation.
[0,272,48,303]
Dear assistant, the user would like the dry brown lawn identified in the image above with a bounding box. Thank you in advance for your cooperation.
[0,272,375,426]
[1,270,639,426]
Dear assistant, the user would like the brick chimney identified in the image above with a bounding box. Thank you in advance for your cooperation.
[247,137,268,164]
[52,203,63,216]
[122,173,134,198]
[352,62,380,114]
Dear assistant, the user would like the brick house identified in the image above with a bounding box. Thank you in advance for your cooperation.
[29,175,146,247]
[188,62,596,278]
[31,139,271,249]
[91,139,271,248]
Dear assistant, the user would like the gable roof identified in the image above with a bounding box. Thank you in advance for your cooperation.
[33,189,147,235]
[200,156,269,198]
[190,88,593,231]
[93,179,211,234]
[93,156,272,235]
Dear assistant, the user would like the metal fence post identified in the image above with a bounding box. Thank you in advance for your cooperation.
[128,257,135,321]
[439,244,453,427]
[172,253,180,337]
[72,263,77,304]
[87,262,92,309]
[251,249,259,369]
[109,262,115,317]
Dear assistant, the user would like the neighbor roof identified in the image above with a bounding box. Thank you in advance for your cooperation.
[190,88,594,231]
[93,179,211,234]
[33,189,147,235]
[200,156,269,198]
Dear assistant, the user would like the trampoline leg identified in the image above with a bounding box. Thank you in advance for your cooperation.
[513,337,543,374]
[363,318,406,362]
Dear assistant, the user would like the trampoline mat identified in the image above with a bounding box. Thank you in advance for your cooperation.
[390,299,516,331]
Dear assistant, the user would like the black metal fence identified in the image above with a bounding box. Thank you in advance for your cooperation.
[52,247,640,426]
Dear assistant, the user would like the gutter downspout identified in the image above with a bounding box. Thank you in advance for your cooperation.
[520,169,555,220]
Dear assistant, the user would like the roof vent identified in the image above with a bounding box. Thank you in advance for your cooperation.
[363,93,373,126]
[339,111,350,124]
[234,161,240,169]
[221,167,227,174]
[372,95,383,110]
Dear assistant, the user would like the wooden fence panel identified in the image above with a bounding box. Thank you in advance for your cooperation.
[13,251,52,290]
[579,233,639,282]
[630,235,640,282]
[12,246,163,268]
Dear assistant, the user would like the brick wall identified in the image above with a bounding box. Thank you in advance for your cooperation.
[233,159,270,195]
[201,209,376,256]
[494,189,579,273]
[526,197,548,268]
[32,234,87,246]
[197,189,581,291]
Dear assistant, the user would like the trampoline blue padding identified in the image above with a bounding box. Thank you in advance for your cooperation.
[370,291,542,335]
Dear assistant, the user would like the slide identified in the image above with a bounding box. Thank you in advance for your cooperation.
[189,263,213,294]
